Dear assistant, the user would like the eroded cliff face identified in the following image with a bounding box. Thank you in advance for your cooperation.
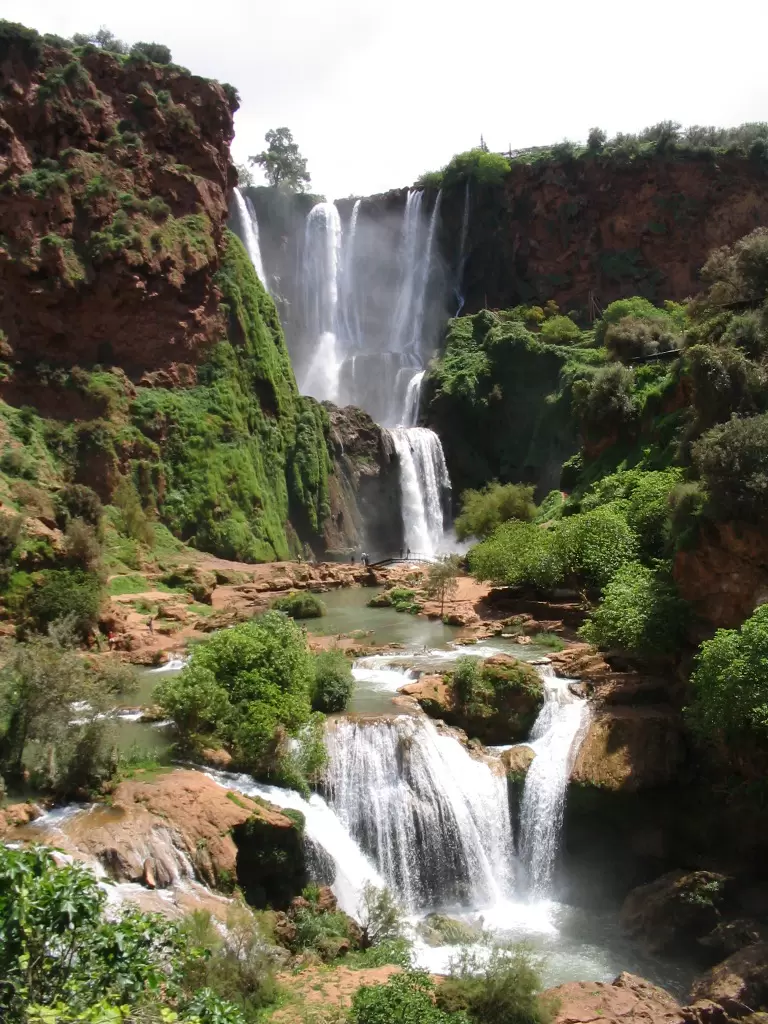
[441,154,768,313]
[0,31,236,375]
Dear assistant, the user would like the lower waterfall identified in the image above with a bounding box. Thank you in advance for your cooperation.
[388,427,451,557]
[519,668,591,899]
[325,716,514,912]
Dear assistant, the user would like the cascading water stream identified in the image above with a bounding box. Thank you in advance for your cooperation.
[388,426,450,556]
[519,668,590,899]
[231,188,267,288]
[455,181,470,315]
[325,716,514,912]
[301,202,343,403]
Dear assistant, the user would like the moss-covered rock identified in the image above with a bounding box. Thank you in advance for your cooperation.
[233,807,308,910]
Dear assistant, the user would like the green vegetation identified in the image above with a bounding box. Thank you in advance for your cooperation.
[249,127,311,192]
[687,605,768,743]
[0,621,136,792]
[423,554,461,616]
[368,587,423,614]
[155,614,325,789]
[0,844,270,1023]
[272,590,326,619]
[455,482,536,540]
[417,147,511,189]
[312,648,354,713]
[451,655,542,728]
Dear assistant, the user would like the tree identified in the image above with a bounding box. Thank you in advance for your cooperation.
[129,41,172,63]
[249,127,311,192]
[423,554,461,616]
[72,26,128,53]
[692,412,768,523]
[235,162,255,187]
[455,482,536,541]
[312,649,353,713]
[0,623,135,787]
[587,127,606,152]
[356,883,405,949]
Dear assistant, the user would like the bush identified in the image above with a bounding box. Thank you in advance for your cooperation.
[155,613,316,783]
[63,518,102,571]
[555,505,638,589]
[595,297,673,345]
[26,569,103,639]
[350,970,458,1024]
[312,648,354,713]
[579,562,689,655]
[539,315,582,345]
[357,882,405,949]
[271,590,325,619]
[437,945,555,1024]
[572,363,638,438]
[605,315,681,362]
[469,521,566,589]
[687,604,768,743]
[580,468,682,560]
[129,40,172,63]
[455,482,537,540]
[685,345,765,431]
[113,476,154,546]
[440,149,511,187]
[55,483,103,530]
[692,413,768,523]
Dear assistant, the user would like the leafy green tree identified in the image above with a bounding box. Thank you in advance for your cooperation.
[129,41,172,63]
[691,412,768,523]
[555,505,638,589]
[0,624,134,788]
[72,26,128,53]
[249,128,311,192]
[312,648,353,713]
[155,613,316,782]
[25,569,103,641]
[688,604,768,742]
[539,315,582,345]
[572,363,638,439]
[579,561,689,655]
[469,521,565,590]
[455,482,536,540]
[357,883,405,949]
[587,127,607,152]
[271,590,326,619]
[423,554,462,616]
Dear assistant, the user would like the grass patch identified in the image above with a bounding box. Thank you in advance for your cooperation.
[530,631,566,651]
[107,573,154,595]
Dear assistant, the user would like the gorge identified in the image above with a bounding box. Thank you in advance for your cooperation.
[2,18,768,1024]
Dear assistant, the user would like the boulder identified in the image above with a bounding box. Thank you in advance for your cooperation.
[501,745,537,779]
[690,943,768,1013]
[547,971,684,1024]
[621,870,731,954]
[418,913,484,947]
[571,707,684,791]
[700,921,768,960]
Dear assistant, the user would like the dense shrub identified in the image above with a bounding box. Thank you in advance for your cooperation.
[691,413,768,523]
[272,590,325,619]
[539,315,582,345]
[685,345,765,431]
[155,613,318,784]
[555,505,638,588]
[572,363,638,438]
[419,148,511,189]
[112,475,154,546]
[55,483,103,530]
[595,297,675,346]
[455,482,536,540]
[63,518,102,571]
[437,945,555,1024]
[129,40,172,63]
[605,316,681,362]
[312,648,354,712]
[687,604,768,742]
[579,562,689,655]
[579,468,682,560]
[469,521,564,589]
[350,970,457,1024]
[25,569,102,639]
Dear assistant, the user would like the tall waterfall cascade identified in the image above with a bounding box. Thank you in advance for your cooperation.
[325,716,514,912]
[295,188,452,555]
[519,668,591,898]
[231,188,268,289]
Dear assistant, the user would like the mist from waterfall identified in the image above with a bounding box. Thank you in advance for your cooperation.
[231,188,268,289]
[325,716,514,912]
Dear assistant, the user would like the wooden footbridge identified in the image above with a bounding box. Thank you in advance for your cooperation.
[368,553,438,568]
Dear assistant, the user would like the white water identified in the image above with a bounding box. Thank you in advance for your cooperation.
[519,668,591,899]
[232,189,267,288]
[325,716,514,912]
[301,202,343,403]
[389,426,451,556]
[206,770,383,916]
[403,370,425,427]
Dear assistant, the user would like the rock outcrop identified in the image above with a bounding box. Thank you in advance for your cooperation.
[621,870,731,954]
[571,707,684,792]
[399,654,544,744]
[547,972,684,1024]
[689,943,768,1014]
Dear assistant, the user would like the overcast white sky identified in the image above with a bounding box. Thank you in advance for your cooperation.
[5,0,768,199]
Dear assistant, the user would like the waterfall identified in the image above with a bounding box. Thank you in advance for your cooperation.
[231,188,267,288]
[390,191,426,357]
[339,199,362,347]
[519,668,590,899]
[408,191,442,355]
[207,771,383,916]
[325,717,514,912]
[388,426,450,556]
[403,370,425,427]
[301,202,343,403]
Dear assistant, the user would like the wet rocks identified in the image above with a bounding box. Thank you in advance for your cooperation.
[689,943,768,1016]
[621,870,731,954]
[547,971,684,1024]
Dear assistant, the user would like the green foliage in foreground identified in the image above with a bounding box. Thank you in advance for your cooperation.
[155,613,324,789]
[691,412,768,525]
[0,844,267,1023]
[272,590,326,619]
[350,943,554,1024]
[687,605,768,743]
[455,482,536,541]
[312,648,354,713]
[579,562,689,656]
